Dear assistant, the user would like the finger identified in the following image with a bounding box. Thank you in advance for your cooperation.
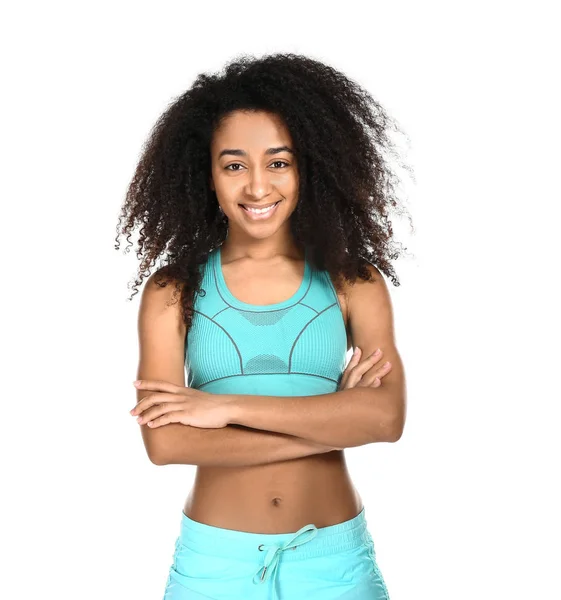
[137,402,185,425]
[358,363,392,387]
[349,347,362,365]
[340,347,362,388]
[346,349,383,387]
[354,349,384,375]
[134,379,182,393]
[145,410,184,429]
[358,362,392,387]
[135,398,166,422]
[132,392,177,416]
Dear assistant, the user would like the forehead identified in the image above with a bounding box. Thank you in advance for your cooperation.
[211,110,292,152]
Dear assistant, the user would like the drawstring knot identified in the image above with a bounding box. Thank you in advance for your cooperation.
[252,524,318,600]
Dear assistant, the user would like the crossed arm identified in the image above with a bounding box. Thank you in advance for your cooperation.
[136,263,406,466]
[226,382,403,449]
[147,381,403,466]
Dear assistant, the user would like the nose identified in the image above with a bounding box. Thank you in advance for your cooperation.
[244,167,273,201]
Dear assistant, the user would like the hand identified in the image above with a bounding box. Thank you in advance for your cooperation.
[130,380,234,429]
[337,347,392,391]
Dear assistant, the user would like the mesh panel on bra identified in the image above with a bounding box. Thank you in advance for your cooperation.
[237,307,292,326]
[245,354,289,374]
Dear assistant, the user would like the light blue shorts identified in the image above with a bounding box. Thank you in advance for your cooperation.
[162,506,390,600]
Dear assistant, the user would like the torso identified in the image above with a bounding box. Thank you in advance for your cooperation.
[183,250,362,533]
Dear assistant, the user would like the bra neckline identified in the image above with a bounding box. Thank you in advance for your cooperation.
[213,245,312,311]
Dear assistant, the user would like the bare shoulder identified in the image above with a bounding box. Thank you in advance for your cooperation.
[334,263,386,325]
[348,263,391,310]
[139,268,187,337]
[346,262,395,344]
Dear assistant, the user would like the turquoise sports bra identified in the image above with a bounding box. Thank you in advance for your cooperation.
[186,245,348,396]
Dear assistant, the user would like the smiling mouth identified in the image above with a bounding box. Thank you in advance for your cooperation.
[239,200,282,214]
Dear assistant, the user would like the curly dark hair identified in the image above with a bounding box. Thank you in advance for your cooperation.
[115,52,414,333]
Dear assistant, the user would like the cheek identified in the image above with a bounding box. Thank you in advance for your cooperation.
[287,199,299,216]
[273,171,298,188]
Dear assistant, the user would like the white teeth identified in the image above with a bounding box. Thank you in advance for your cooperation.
[244,202,278,214]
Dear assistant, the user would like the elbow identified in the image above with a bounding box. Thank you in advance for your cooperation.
[144,440,168,465]
[369,415,402,444]
[145,438,169,465]
[387,425,404,443]
[378,402,405,443]
[387,410,406,442]
[141,425,171,465]
[149,451,168,466]
[385,387,406,442]
[367,384,406,443]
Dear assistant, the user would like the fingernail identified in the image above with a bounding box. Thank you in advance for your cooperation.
[133,380,141,386]
[354,347,361,354]
[374,348,381,355]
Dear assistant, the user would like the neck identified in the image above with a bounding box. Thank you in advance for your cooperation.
[219,229,304,262]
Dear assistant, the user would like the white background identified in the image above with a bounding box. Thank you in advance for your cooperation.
[1,1,559,598]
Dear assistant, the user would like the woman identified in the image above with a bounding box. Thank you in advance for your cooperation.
[116,52,410,600]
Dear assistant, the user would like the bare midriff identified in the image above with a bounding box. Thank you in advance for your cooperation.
[183,290,362,534]
[183,450,363,533]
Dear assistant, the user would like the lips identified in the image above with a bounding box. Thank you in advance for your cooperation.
[239,200,282,220]
[240,200,280,210]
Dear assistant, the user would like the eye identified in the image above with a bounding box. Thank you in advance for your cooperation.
[224,161,290,171]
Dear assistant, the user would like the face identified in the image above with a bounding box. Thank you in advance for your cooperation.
[209,110,299,241]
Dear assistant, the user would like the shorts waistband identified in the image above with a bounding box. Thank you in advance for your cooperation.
[177,506,373,563]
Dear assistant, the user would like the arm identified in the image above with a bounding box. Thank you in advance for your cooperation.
[135,270,338,467]
[150,422,339,467]
[228,387,395,449]
[227,263,407,448]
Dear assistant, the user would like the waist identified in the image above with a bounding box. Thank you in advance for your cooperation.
[184,457,362,533]
[177,505,371,561]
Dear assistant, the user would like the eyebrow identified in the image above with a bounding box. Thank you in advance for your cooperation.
[218,145,294,159]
